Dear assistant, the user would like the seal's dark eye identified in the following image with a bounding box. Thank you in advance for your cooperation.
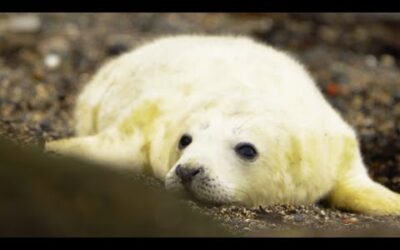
[235,142,258,161]
[178,134,192,150]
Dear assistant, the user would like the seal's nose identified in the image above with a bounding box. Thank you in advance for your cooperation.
[175,164,203,183]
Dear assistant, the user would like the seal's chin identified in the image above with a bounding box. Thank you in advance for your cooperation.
[165,177,207,202]
[169,182,210,204]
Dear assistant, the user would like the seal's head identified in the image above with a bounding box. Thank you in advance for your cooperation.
[164,106,284,207]
[164,96,337,207]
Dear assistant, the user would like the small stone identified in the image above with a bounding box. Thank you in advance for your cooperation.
[325,82,341,97]
[293,214,305,222]
[44,53,61,69]
[106,35,132,56]
[278,210,286,216]
[331,66,348,84]
[6,14,41,33]
[260,18,274,33]
[354,27,369,42]
[40,37,71,55]
[343,217,358,224]
[65,23,80,39]
[393,91,400,103]
[380,54,396,68]
[377,176,389,185]
[365,55,378,68]
[35,84,49,99]
[107,43,129,56]
[33,68,45,81]
[319,26,340,43]
[39,119,52,132]
[283,215,293,221]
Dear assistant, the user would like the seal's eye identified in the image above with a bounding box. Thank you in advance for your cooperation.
[235,142,258,161]
[178,134,192,150]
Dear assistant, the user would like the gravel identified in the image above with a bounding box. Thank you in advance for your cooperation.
[1,13,400,236]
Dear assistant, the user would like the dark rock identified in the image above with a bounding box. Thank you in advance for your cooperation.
[107,43,129,56]
[293,214,306,223]
[39,119,52,132]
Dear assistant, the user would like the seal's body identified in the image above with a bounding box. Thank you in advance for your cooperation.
[46,35,400,215]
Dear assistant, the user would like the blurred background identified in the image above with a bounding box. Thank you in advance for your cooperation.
[1,13,400,236]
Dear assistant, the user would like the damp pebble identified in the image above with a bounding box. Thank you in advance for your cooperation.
[39,119,52,132]
[319,26,340,43]
[343,217,359,224]
[393,92,400,103]
[106,35,132,56]
[107,43,129,56]
[365,55,378,68]
[380,54,396,68]
[5,14,41,33]
[293,214,305,222]
[325,82,341,97]
[44,54,61,69]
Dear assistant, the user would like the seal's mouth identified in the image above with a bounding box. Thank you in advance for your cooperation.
[181,190,224,207]
[180,178,193,189]
[172,179,213,204]
[179,181,200,198]
[165,169,237,206]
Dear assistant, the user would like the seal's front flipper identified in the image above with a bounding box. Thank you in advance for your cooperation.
[45,130,146,171]
[46,135,95,156]
[328,174,400,215]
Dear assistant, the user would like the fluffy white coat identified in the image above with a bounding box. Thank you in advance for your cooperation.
[46,35,400,214]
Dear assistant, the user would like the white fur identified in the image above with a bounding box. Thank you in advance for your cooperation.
[46,35,400,214]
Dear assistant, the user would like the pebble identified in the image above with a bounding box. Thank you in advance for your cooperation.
[393,91,400,103]
[380,54,396,68]
[343,217,359,224]
[354,27,369,42]
[260,18,274,33]
[106,35,133,56]
[40,37,71,55]
[44,54,61,70]
[107,43,129,56]
[365,55,378,68]
[293,214,305,222]
[35,84,49,99]
[319,25,340,43]
[392,176,400,184]
[33,68,45,81]
[65,23,80,39]
[331,63,348,84]
[5,14,41,33]
[325,82,341,97]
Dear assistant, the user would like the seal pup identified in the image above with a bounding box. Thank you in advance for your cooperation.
[46,35,400,215]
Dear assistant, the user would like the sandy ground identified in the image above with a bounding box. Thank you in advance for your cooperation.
[2,13,400,236]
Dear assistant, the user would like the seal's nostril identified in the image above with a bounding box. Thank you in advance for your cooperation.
[175,165,203,183]
[175,164,182,176]
[191,168,201,176]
